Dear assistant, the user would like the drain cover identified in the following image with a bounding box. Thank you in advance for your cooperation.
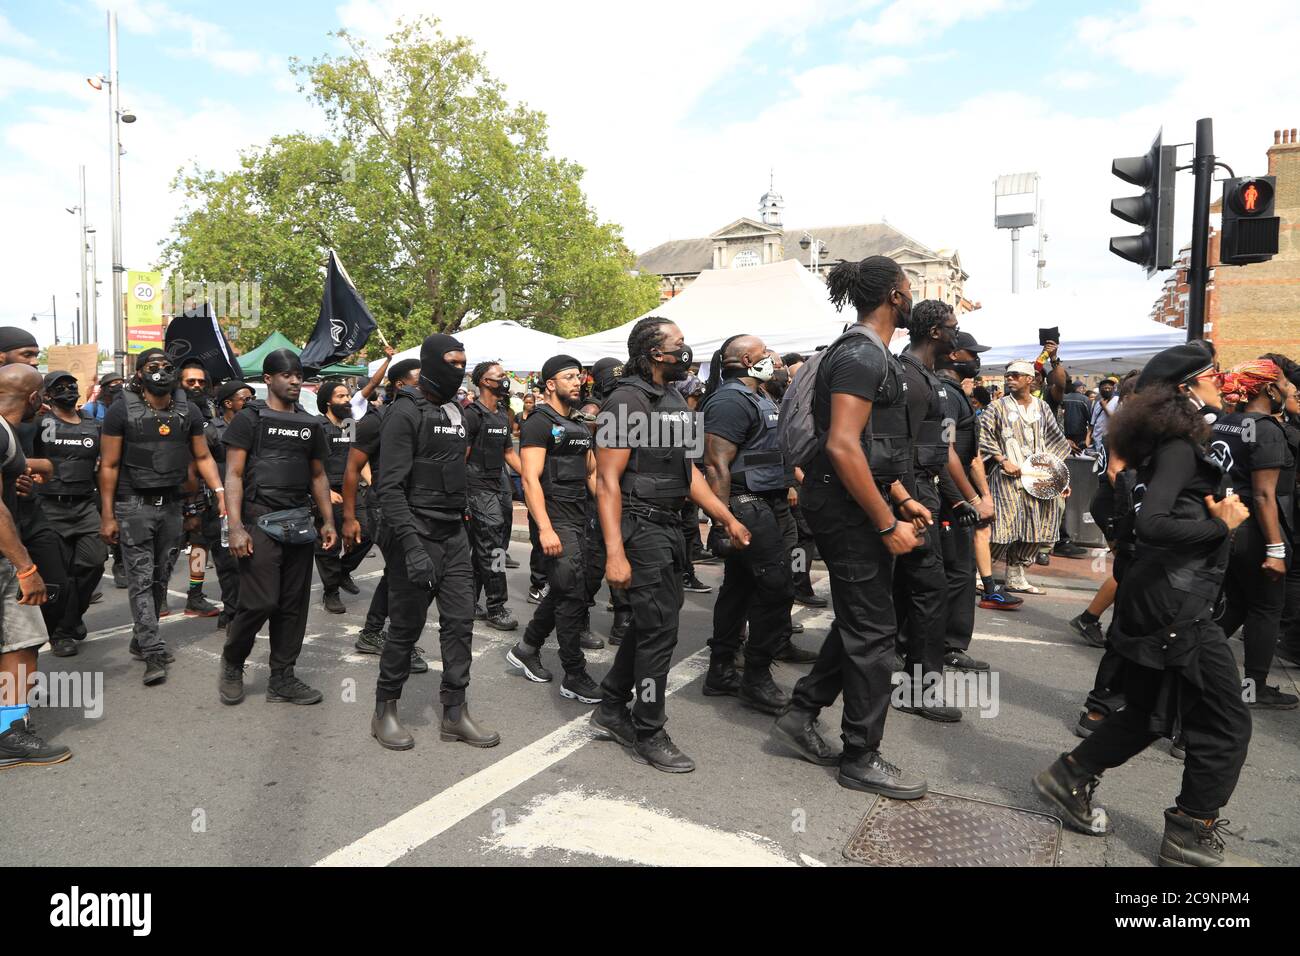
[843,791,1061,867]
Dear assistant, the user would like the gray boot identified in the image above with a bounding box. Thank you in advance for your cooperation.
[440,704,500,748]
[371,700,414,751]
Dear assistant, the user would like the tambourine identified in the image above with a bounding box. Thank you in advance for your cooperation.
[1018,453,1070,500]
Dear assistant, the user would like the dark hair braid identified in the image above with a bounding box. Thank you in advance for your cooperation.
[826,255,904,317]
[625,317,672,382]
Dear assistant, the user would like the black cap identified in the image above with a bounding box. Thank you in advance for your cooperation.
[540,354,582,383]
[43,370,76,389]
[954,330,989,354]
[215,380,253,405]
[1137,344,1215,390]
[99,372,124,386]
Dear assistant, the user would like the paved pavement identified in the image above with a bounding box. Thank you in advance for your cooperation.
[4,538,1296,868]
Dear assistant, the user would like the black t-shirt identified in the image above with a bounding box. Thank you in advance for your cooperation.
[520,409,587,523]
[703,386,761,447]
[1210,412,1287,501]
[103,393,206,493]
[0,420,28,518]
[355,408,383,483]
[223,407,329,510]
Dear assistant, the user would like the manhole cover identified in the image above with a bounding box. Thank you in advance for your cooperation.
[843,791,1061,867]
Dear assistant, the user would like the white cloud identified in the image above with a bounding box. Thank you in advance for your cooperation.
[850,0,1020,46]
[0,12,40,51]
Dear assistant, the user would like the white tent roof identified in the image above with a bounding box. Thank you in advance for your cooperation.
[564,258,853,364]
[369,319,567,374]
[953,287,1184,376]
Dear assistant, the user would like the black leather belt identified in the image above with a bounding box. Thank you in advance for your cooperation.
[626,505,680,527]
[118,491,179,507]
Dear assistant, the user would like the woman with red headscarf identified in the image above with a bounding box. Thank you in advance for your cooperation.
[1211,358,1297,710]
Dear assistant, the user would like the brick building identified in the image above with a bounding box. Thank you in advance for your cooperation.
[1152,127,1300,365]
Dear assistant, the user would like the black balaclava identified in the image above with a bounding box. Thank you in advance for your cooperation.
[590,358,624,402]
[419,333,466,402]
[136,347,176,396]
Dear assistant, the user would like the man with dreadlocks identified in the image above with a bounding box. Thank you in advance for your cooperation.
[699,334,794,716]
[1211,358,1297,709]
[770,256,931,799]
[588,317,751,773]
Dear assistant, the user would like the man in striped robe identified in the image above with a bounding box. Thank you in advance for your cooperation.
[979,360,1071,594]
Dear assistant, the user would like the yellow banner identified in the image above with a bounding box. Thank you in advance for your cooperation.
[126,270,163,354]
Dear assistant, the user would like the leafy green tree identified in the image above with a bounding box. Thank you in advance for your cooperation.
[161,15,659,354]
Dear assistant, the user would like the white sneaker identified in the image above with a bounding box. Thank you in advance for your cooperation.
[1005,565,1044,594]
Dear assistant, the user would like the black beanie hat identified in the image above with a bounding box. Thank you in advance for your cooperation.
[0,327,39,352]
[1137,344,1215,391]
[590,357,624,398]
[316,378,347,414]
[540,354,581,384]
[263,348,304,376]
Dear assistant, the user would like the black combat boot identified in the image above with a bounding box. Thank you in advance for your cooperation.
[633,730,695,773]
[1158,809,1259,867]
[838,748,927,799]
[738,666,789,715]
[702,654,740,697]
[218,659,245,705]
[771,708,839,766]
[1033,753,1110,835]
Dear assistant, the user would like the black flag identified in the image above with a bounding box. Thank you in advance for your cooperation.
[300,250,377,373]
[164,301,242,384]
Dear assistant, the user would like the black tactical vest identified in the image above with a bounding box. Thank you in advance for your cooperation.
[321,417,352,489]
[396,388,468,514]
[812,330,911,481]
[244,402,316,503]
[715,380,786,494]
[900,349,950,476]
[122,389,192,491]
[38,413,100,497]
[207,416,230,480]
[466,400,509,474]
[614,377,693,506]
[534,403,592,502]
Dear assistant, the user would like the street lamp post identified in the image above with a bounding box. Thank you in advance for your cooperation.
[94,12,135,375]
[66,165,90,345]
[799,233,829,275]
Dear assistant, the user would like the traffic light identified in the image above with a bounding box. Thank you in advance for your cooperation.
[1220,176,1279,265]
[1109,132,1177,276]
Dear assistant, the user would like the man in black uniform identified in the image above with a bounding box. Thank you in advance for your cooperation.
[369,334,499,751]
[206,380,253,630]
[178,358,224,619]
[700,335,793,715]
[935,331,995,671]
[314,379,371,614]
[218,349,336,706]
[35,371,106,657]
[769,256,930,798]
[581,358,627,646]
[100,347,226,685]
[588,317,750,773]
[344,358,424,673]
[506,355,603,704]
[463,362,522,631]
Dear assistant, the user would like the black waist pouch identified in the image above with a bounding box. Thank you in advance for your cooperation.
[255,507,318,546]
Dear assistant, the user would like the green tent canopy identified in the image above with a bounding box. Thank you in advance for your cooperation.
[237,331,367,379]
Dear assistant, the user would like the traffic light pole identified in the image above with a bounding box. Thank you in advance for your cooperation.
[1186,117,1214,342]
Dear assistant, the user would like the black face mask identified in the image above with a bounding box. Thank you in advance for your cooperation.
[949,358,981,380]
[142,368,177,396]
[656,346,693,383]
[49,387,79,409]
[103,383,123,403]
[894,291,913,330]
[330,402,353,420]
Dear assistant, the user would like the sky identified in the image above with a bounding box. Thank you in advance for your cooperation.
[4,0,1299,350]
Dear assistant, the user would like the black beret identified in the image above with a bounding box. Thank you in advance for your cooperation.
[541,354,582,383]
[1137,344,1215,391]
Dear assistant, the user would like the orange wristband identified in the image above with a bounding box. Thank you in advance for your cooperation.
[16,564,37,580]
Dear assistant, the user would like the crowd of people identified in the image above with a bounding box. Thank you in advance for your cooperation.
[0,253,1296,867]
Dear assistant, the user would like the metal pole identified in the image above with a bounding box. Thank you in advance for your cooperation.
[1036,200,1047,290]
[1187,117,1214,342]
[1010,227,1021,294]
[52,294,59,346]
[90,232,99,347]
[78,165,89,344]
[108,10,126,377]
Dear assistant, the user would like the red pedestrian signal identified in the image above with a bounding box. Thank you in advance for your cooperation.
[1221,176,1278,265]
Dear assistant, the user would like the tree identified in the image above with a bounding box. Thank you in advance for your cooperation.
[160,16,659,354]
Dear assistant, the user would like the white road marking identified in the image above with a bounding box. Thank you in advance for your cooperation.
[315,649,710,867]
[486,788,797,867]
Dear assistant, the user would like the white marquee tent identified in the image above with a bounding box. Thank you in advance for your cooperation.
[563,258,855,365]
[368,319,567,375]
[952,287,1184,376]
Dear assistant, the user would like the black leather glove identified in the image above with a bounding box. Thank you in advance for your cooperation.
[952,501,980,528]
[403,536,436,587]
